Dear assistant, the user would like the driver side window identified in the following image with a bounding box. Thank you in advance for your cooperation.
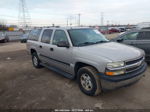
[122,32,139,40]
[52,30,68,45]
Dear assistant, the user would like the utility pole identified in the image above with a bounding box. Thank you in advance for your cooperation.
[66,18,69,26]
[101,12,104,26]
[18,0,31,29]
[107,20,109,26]
[78,13,81,26]
[69,16,73,26]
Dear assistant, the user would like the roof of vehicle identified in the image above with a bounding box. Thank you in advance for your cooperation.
[40,27,91,30]
[125,28,150,33]
[114,28,150,39]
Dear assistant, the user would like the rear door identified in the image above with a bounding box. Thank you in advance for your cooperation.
[38,29,53,64]
[136,31,150,60]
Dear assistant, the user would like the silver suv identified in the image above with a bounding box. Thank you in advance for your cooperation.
[27,27,147,96]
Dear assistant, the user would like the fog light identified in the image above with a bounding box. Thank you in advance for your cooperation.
[106,70,125,76]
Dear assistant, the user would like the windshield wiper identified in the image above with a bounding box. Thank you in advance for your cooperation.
[95,40,109,44]
[77,41,109,46]
[78,42,95,46]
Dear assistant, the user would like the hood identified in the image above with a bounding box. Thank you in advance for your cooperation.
[77,42,144,62]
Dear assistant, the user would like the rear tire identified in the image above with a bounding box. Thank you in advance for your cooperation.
[32,52,42,68]
[6,38,9,42]
[5,39,8,43]
[77,66,102,96]
[2,39,6,43]
[147,61,150,65]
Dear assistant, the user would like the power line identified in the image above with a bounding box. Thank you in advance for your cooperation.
[18,0,31,28]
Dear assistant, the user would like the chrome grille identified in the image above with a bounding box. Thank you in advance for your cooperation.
[125,56,145,73]
[126,57,144,65]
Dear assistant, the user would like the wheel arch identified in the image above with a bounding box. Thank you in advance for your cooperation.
[74,62,99,77]
[30,49,37,55]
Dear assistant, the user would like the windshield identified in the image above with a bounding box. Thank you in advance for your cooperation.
[68,29,109,46]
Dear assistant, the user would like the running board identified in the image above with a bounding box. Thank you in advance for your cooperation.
[40,63,75,80]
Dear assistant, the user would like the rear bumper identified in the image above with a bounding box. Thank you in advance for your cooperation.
[99,62,147,91]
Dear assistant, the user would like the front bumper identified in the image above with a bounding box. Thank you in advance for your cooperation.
[99,62,147,91]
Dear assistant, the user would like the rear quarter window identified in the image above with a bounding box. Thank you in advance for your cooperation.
[137,31,150,40]
[143,32,150,40]
[28,29,41,41]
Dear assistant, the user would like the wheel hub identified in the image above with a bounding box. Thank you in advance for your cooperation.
[80,73,93,91]
[33,56,38,66]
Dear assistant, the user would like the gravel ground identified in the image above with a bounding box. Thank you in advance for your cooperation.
[0,37,150,109]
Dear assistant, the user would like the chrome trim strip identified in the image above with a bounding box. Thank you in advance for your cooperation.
[126,63,145,73]
[125,55,144,63]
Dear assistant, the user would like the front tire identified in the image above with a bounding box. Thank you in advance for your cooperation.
[77,66,102,96]
[32,52,42,68]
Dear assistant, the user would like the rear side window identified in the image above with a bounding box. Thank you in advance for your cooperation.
[137,31,150,40]
[28,29,41,41]
[41,29,53,44]
[122,32,138,40]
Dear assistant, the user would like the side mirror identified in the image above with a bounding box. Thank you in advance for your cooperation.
[57,41,70,48]
[117,38,124,42]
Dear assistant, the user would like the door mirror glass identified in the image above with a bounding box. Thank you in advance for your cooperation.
[57,41,70,48]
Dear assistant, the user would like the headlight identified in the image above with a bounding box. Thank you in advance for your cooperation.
[107,62,125,69]
[106,62,125,76]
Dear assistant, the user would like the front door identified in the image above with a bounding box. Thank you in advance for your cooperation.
[49,30,73,74]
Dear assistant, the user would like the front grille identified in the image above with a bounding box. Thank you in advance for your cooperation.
[126,56,144,65]
[126,63,144,73]
[125,56,144,73]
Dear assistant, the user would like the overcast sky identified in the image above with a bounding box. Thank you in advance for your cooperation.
[0,0,149,26]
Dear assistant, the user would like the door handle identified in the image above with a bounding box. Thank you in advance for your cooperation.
[39,45,42,48]
[50,48,54,51]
